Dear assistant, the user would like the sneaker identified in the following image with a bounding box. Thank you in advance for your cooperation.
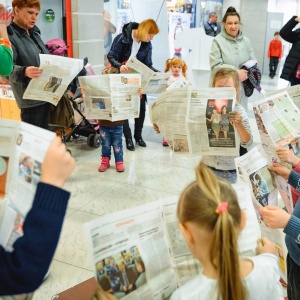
[98,157,110,172]
[116,161,125,172]
[162,138,169,147]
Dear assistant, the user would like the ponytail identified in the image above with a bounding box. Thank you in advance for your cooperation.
[177,162,246,300]
[164,56,188,79]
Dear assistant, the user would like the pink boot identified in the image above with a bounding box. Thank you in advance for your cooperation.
[116,161,125,172]
[98,157,110,172]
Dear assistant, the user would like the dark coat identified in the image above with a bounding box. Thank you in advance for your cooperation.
[7,22,49,109]
[107,22,157,71]
[280,16,300,81]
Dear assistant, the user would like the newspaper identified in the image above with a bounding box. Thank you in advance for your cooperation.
[84,186,260,299]
[149,87,239,156]
[266,84,300,109]
[235,145,290,282]
[253,91,300,148]
[126,56,169,94]
[0,120,55,251]
[23,54,83,106]
[78,74,141,121]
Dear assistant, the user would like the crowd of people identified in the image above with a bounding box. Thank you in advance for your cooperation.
[1,1,300,299]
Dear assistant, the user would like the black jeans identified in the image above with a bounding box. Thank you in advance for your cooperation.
[287,253,300,300]
[123,94,146,140]
[21,103,52,130]
[269,56,279,77]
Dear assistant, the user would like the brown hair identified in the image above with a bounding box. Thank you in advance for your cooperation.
[212,68,240,102]
[165,56,188,78]
[137,19,159,41]
[222,6,240,23]
[12,0,40,10]
[177,162,246,300]
[274,31,280,36]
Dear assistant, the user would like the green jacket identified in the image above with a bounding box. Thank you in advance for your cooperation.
[0,44,13,76]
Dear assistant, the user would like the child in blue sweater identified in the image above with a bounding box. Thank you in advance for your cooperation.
[260,162,300,300]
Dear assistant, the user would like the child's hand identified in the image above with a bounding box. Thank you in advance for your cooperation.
[256,237,276,255]
[153,123,160,133]
[0,5,12,27]
[276,147,300,167]
[138,87,144,95]
[267,162,291,180]
[229,111,243,127]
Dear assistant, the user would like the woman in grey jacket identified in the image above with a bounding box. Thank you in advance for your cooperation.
[8,0,50,129]
[210,7,256,110]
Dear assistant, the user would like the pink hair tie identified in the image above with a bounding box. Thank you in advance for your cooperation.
[215,202,228,214]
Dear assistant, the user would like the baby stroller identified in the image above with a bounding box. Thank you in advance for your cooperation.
[46,38,100,148]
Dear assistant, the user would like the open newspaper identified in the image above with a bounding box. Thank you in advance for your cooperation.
[126,56,169,94]
[149,87,239,156]
[235,144,291,282]
[84,184,261,300]
[0,119,55,251]
[253,91,300,148]
[23,54,83,106]
[78,74,141,121]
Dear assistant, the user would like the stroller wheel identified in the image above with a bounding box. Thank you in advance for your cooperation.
[93,133,101,148]
[87,134,95,147]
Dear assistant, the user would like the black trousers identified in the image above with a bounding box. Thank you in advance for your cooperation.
[21,103,51,130]
[269,56,279,77]
[123,94,146,140]
[287,253,300,300]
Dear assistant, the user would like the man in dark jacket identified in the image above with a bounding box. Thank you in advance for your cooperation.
[107,19,159,151]
[280,16,300,86]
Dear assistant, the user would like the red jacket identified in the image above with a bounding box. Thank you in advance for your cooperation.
[268,39,282,58]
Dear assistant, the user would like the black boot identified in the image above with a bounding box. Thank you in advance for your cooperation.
[134,135,146,147]
[126,138,135,151]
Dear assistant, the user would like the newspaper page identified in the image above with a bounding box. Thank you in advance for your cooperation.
[253,91,300,148]
[149,87,190,153]
[186,87,239,156]
[23,54,83,106]
[126,56,169,93]
[235,145,278,208]
[79,74,141,121]
[266,84,300,109]
[84,201,177,300]
[0,120,19,224]
[0,121,55,251]
[161,196,202,287]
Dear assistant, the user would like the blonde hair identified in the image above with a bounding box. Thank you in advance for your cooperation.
[165,56,188,78]
[177,162,246,300]
[212,68,240,102]
[137,19,159,41]
[12,0,40,10]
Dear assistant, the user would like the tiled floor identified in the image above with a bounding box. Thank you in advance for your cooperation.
[32,74,288,299]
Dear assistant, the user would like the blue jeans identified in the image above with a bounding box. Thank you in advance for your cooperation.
[100,126,123,162]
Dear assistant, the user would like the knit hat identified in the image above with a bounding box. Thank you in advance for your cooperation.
[241,60,262,97]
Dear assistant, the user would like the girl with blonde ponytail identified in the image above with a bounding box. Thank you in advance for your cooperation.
[171,162,283,300]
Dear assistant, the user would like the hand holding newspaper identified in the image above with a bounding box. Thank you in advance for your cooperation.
[0,119,55,250]
[23,54,83,106]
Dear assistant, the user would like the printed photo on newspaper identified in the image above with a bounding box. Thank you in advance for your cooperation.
[149,87,239,156]
[23,54,83,106]
[126,56,169,94]
[0,120,55,251]
[79,74,141,121]
[84,186,261,299]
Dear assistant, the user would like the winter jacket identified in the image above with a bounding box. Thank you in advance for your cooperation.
[210,29,256,109]
[7,22,49,109]
[107,22,157,72]
[203,21,221,37]
[280,16,300,81]
[267,39,282,59]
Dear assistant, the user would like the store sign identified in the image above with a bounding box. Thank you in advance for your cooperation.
[45,9,55,23]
